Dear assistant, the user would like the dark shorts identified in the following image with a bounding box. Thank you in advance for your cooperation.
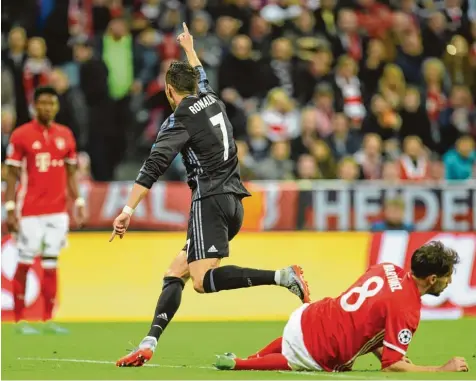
[182,193,244,263]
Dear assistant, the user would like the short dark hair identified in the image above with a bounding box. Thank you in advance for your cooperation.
[165,61,198,95]
[411,241,460,278]
[34,86,58,101]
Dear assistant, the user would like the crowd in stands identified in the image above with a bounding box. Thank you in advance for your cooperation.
[1,0,476,182]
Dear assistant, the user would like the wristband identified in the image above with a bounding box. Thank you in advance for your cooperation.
[122,206,134,216]
[5,201,16,212]
[75,197,86,207]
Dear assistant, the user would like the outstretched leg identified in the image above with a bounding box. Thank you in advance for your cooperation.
[116,251,189,367]
[215,352,291,371]
[248,337,283,359]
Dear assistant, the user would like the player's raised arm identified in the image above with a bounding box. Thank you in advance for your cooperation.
[110,119,190,241]
[177,23,215,95]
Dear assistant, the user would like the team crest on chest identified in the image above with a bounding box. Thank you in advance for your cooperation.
[32,141,42,150]
[55,137,66,150]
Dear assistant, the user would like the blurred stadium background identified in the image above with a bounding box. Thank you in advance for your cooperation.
[1,0,476,366]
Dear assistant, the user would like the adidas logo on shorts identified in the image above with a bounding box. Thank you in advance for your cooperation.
[207,245,218,253]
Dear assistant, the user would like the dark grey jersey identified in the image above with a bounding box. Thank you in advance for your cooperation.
[136,66,251,201]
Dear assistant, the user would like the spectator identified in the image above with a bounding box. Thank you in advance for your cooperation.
[261,88,301,142]
[1,109,16,166]
[295,48,334,105]
[399,86,434,150]
[359,38,387,105]
[337,156,360,181]
[249,15,272,59]
[422,58,449,132]
[290,107,320,161]
[219,34,262,102]
[2,27,29,125]
[355,0,393,40]
[444,35,475,95]
[379,63,406,110]
[334,55,366,124]
[382,160,401,184]
[73,36,115,181]
[24,37,51,114]
[136,28,160,90]
[362,94,401,142]
[245,114,271,162]
[443,135,476,180]
[235,140,257,181]
[422,12,450,58]
[371,198,415,231]
[332,9,366,62]
[395,30,424,85]
[354,133,384,179]
[98,18,143,166]
[191,11,222,90]
[326,113,362,161]
[2,66,15,115]
[314,0,338,40]
[296,154,319,180]
[399,136,430,181]
[309,140,337,179]
[262,37,299,98]
[442,0,465,34]
[439,85,476,153]
[49,68,88,148]
[215,16,241,55]
[255,141,295,180]
[219,0,254,35]
[184,0,207,27]
[308,83,335,138]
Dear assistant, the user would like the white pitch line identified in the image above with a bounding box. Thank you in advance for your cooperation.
[17,357,213,370]
[18,357,377,379]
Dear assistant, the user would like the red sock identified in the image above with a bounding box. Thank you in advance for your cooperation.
[248,337,283,359]
[42,268,58,321]
[235,354,291,371]
[13,263,30,322]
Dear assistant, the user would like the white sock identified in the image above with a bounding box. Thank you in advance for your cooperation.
[274,270,281,286]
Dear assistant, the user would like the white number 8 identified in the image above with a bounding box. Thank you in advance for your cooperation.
[340,276,384,312]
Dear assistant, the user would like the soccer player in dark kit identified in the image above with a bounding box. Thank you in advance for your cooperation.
[110,23,311,367]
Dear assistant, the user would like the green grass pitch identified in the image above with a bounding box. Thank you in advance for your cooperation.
[2,320,476,380]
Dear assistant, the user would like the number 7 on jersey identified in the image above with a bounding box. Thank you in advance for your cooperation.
[210,112,229,161]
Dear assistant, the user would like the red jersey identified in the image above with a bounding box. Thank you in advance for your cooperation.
[5,120,77,217]
[398,155,429,181]
[301,263,421,372]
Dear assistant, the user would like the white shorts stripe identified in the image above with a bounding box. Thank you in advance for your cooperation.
[383,340,406,355]
[192,201,200,260]
[197,200,205,257]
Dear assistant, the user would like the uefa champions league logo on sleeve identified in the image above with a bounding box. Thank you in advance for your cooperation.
[398,329,412,345]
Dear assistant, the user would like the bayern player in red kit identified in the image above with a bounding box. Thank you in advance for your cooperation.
[215,241,469,373]
[4,86,86,334]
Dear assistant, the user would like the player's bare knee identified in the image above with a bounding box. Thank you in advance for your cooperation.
[192,277,205,293]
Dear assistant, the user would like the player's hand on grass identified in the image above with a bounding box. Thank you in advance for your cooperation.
[6,211,18,233]
[440,357,469,372]
[74,204,87,228]
[110,212,131,242]
[402,356,412,364]
[177,22,194,52]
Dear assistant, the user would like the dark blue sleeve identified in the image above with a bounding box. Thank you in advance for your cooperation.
[195,66,217,96]
[135,115,190,189]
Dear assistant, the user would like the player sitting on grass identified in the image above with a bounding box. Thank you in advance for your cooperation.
[215,241,469,373]
[111,23,310,367]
